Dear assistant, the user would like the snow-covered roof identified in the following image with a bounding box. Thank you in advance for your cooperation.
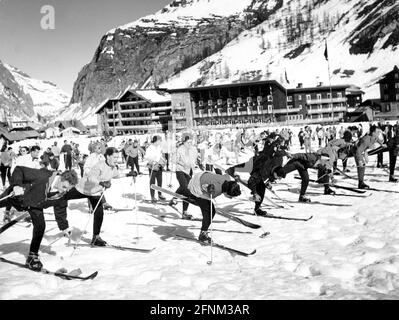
[134,90,171,103]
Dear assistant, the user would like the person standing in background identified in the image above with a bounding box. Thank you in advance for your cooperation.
[61,140,73,170]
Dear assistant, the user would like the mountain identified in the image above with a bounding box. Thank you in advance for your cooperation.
[69,0,399,123]
[0,59,35,122]
[4,64,70,121]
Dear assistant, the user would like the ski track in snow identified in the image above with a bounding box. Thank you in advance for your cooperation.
[1,123,399,299]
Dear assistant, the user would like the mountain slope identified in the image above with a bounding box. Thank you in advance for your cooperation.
[5,64,70,120]
[69,0,399,123]
[0,59,35,121]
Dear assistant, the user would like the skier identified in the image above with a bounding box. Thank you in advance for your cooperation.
[0,166,78,270]
[387,130,399,182]
[169,134,198,220]
[354,125,385,189]
[186,171,242,243]
[246,156,286,216]
[125,139,145,175]
[53,147,126,246]
[283,152,335,202]
[145,135,167,203]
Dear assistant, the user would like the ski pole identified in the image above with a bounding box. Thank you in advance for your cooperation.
[207,184,215,266]
[131,171,141,241]
[0,191,15,202]
[71,188,105,256]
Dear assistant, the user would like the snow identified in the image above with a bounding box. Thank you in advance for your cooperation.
[135,90,171,103]
[160,0,398,100]
[4,64,70,118]
[1,122,399,299]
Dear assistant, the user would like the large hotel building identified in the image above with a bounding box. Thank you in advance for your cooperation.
[95,80,363,134]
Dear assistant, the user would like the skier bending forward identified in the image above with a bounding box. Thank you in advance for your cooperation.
[186,172,242,243]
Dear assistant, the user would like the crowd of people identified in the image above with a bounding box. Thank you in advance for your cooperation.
[0,120,398,271]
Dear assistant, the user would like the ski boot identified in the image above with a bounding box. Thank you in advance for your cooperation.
[298,195,311,203]
[324,185,336,195]
[254,208,268,216]
[2,210,11,224]
[358,181,370,189]
[158,194,166,201]
[91,235,107,247]
[151,197,157,204]
[182,211,193,220]
[389,176,398,183]
[25,252,43,271]
[198,231,212,244]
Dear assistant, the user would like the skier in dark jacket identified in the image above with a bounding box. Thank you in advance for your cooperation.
[283,152,334,202]
[0,166,78,271]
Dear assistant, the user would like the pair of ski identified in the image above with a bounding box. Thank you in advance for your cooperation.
[0,257,98,281]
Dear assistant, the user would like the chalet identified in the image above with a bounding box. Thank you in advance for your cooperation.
[94,89,172,134]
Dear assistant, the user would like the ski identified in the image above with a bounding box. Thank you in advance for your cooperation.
[334,168,357,180]
[272,198,351,207]
[104,208,132,213]
[0,257,98,281]
[147,199,225,223]
[360,187,399,194]
[150,184,187,199]
[286,188,371,198]
[257,212,313,221]
[0,212,30,234]
[175,234,256,257]
[68,242,155,253]
[294,177,367,193]
[150,185,261,229]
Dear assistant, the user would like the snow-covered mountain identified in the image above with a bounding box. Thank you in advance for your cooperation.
[4,64,70,121]
[0,59,35,122]
[69,0,399,123]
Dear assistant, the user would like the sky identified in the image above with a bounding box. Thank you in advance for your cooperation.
[0,0,172,95]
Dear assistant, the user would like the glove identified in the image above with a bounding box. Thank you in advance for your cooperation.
[265,181,273,190]
[99,181,112,189]
[251,193,262,202]
[13,186,24,196]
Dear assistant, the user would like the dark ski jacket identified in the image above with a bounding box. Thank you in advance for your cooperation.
[8,166,58,209]
[247,155,283,193]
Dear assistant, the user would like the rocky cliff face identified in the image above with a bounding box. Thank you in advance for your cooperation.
[0,60,35,121]
[70,0,283,111]
[69,0,399,119]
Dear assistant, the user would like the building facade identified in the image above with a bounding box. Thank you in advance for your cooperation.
[95,89,172,134]
[376,65,399,120]
[167,80,298,130]
[287,83,349,124]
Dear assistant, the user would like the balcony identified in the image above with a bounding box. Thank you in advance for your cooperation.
[306,97,347,105]
[307,106,347,114]
[273,108,302,114]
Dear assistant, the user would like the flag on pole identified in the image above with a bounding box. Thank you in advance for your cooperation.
[285,70,290,84]
[324,40,328,61]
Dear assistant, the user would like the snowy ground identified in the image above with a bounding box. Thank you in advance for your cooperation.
[1,124,399,300]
